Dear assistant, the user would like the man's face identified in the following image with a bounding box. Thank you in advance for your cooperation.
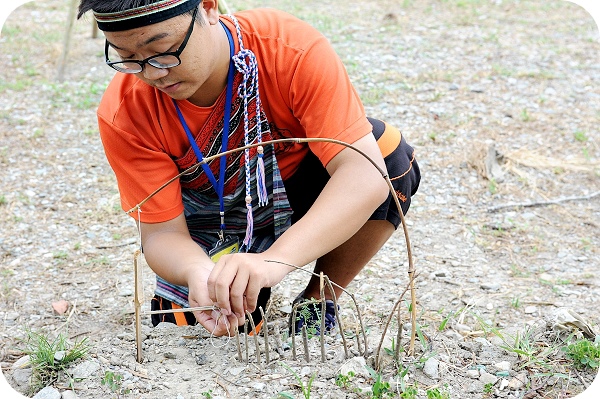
[103,3,224,106]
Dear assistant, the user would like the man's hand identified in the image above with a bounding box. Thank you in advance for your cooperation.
[206,253,290,319]
[186,267,242,336]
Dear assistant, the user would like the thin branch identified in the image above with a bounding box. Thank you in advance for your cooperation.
[488,190,600,213]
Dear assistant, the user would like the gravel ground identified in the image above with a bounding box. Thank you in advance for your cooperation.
[1,1,600,398]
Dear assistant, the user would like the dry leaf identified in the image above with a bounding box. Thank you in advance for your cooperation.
[52,300,69,315]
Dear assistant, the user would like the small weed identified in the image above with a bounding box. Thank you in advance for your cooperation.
[488,178,497,194]
[483,382,494,394]
[400,385,418,399]
[113,233,122,240]
[335,371,355,389]
[200,389,214,398]
[53,251,68,260]
[21,330,89,394]
[520,108,530,122]
[573,131,588,142]
[562,338,600,369]
[101,370,131,398]
[427,386,450,399]
[73,242,81,251]
[366,365,395,398]
[511,297,521,309]
[280,362,315,399]
[0,194,6,205]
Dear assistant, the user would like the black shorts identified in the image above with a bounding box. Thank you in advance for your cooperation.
[283,117,420,229]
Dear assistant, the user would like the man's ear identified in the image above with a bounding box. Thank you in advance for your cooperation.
[203,0,220,24]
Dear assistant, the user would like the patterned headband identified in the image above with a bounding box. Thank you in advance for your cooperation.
[94,0,202,32]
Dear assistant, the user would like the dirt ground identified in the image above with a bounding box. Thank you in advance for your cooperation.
[1,1,599,398]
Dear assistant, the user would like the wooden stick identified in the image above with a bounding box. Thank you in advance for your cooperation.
[259,307,270,365]
[319,273,326,362]
[488,190,600,212]
[56,0,78,82]
[324,277,348,359]
[246,310,261,365]
[133,250,143,363]
[302,325,310,363]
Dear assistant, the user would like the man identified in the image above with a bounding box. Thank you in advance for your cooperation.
[77,0,420,336]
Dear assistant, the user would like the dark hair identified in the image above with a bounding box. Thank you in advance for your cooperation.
[77,0,202,23]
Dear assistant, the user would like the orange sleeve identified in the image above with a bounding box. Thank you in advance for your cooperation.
[97,111,184,223]
[287,32,372,166]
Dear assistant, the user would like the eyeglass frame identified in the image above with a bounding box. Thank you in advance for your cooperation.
[104,6,198,74]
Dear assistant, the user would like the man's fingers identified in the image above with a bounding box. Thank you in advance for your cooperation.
[229,268,250,317]
[244,275,262,313]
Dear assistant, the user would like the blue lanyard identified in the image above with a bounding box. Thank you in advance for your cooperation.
[173,21,235,239]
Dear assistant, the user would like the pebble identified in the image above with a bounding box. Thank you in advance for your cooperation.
[54,351,66,362]
[524,306,537,314]
[71,360,100,379]
[12,368,32,387]
[508,373,528,389]
[466,369,480,379]
[423,357,439,379]
[494,361,511,371]
[479,371,498,385]
[61,390,79,399]
[480,283,500,291]
[32,386,61,399]
[11,355,31,370]
[339,356,370,378]
[251,382,266,391]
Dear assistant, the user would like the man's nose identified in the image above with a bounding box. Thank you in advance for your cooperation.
[142,64,169,81]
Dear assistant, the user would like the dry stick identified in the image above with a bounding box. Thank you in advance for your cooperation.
[319,272,326,362]
[374,274,418,370]
[246,310,261,365]
[133,250,144,363]
[269,260,367,356]
[259,307,270,365]
[125,137,417,354]
[302,325,310,363]
[487,190,600,213]
[291,304,298,361]
[324,277,349,359]
[56,0,77,82]
[235,328,242,362]
[395,304,403,362]
[244,321,249,365]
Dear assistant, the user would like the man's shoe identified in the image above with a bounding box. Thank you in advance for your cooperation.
[289,294,337,336]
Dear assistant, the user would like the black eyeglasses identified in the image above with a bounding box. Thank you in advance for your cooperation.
[105,7,198,74]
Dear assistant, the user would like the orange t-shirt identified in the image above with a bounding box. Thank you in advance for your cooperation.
[97,9,372,223]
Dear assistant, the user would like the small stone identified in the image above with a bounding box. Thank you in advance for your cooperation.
[61,390,79,399]
[54,351,66,362]
[12,355,31,370]
[499,378,509,390]
[164,351,177,359]
[12,368,32,387]
[195,354,207,365]
[454,323,472,332]
[339,357,370,378]
[32,386,61,399]
[508,373,528,389]
[300,366,311,377]
[229,367,245,376]
[423,357,439,379]
[251,382,266,391]
[480,283,500,291]
[71,360,100,379]
[524,306,537,314]
[466,369,480,379]
[494,361,511,371]
[479,371,498,386]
